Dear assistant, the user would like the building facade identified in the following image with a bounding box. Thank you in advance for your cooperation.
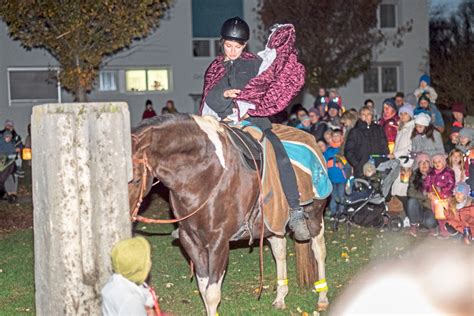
[0,0,428,136]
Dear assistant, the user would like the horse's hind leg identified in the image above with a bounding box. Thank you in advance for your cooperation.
[267,235,289,310]
[311,220,329,311]
[204,240,229,316]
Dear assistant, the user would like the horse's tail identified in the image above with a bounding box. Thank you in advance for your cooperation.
[295,199,327,288]
[295,240,318,288]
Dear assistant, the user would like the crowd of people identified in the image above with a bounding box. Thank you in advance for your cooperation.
[270,78,473,245]
[0,119,28,204]
[141,99,178,121]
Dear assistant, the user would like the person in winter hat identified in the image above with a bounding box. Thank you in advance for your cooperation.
[444,182,474,244]
[411,113,444,157]
[451,102,466,127]
[424,153,455,238]
[414,74,438,104]
[102,237,157,316]
[413,93,445,133]
[456,128,474,154]
[379,98,399,154]
[445,125,463,153]
[323,101,342,129]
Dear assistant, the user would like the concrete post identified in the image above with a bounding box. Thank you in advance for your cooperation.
[32,103,133,315]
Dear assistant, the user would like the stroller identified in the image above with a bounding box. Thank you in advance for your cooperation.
[333,158,404,232]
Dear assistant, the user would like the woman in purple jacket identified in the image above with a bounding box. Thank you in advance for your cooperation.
[199,17,309,241]
[423,153,455,238]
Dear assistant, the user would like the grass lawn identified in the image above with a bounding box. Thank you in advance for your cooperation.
[0,169,467,315]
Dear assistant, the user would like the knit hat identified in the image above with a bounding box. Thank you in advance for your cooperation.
[455,182,470,197]
[450,125,462,135]
[383,98,397,113]
[111,237,151,284]
[414,113,431,126]
[415,152,431,166]
[459,128,474,142]
[431,153,447,167]
[419,74,431,85]
[4,120,14,127]
[327,101,340,112]
[451,102,466,114]
[398,104,414,117]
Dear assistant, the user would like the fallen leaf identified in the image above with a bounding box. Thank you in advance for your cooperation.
[341,252,349,259]
[165,283,174,288]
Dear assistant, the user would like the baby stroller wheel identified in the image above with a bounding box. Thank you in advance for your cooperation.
[389,216,403,232]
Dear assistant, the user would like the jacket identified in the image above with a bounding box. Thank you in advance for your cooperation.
[344,120,389,178]
[393,120,415,160]
[423,167,456,199]
[414,85,438,104]
[445,199,474,233]
[102,274,153,316]
[323,146,347,184]
[235,24,305,117]
[309,121,328,142]
[411,131,444,157]
[379,114,399,144]
[407,170,431,209]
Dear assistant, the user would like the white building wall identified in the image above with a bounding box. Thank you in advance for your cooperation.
[0,0,428,136]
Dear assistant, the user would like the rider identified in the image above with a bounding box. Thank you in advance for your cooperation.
[200,17,310,241]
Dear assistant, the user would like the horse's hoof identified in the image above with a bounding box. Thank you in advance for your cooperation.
[272,301,286,310]
[317,302,329,311]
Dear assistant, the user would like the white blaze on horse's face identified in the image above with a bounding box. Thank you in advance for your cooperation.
[192,115,227,170]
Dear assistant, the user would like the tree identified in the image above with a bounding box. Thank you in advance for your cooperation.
[0,1,170,102]
[430,0,473,114]
[257,0,412,95]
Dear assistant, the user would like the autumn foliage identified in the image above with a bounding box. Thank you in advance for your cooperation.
[0,1,170,101]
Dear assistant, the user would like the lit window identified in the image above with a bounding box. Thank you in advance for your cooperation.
[125,69,170,92]
[380,4,396,28]
[99,71,117,91]
[8,68,59,105]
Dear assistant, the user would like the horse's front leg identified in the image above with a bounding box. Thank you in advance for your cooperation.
[179,229,210,312]
[267,235,289,310]
[311,220,329,311]
[204,239,229,316]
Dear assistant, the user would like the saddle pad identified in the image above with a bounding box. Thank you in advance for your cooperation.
[233,122,331,235]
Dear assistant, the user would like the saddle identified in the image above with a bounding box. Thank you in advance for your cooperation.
[226,126,263,171]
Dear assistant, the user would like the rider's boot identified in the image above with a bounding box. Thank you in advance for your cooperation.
[288,207,311,241]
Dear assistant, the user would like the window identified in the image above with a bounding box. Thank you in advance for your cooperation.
[380,4,396,28]
[363,64,399,94]
[8,68,60,105]
[125,68,170,92]
[99,71,117,91]
[193,40,211,57]
[363,68,379,93]
[381,67,397,93]
[191,0,243,57]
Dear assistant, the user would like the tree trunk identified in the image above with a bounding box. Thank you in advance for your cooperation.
[32,102,133,315]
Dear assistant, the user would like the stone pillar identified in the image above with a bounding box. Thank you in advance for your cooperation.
[32,103,133,315]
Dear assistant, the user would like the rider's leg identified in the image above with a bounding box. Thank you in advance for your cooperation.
[264,129,311,241]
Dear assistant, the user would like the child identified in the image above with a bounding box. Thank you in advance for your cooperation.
[448,149,465,183]
[102,237,159,316]
[457,128,474,196]
[362,161,382,193]
[444,182,474,245]
[424,154,455,238]
[323,129,333,145]
[324,129,349,218]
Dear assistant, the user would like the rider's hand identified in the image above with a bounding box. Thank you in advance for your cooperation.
[223,89,241,98]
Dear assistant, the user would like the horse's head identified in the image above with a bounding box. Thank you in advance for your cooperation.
[128,128,154,217]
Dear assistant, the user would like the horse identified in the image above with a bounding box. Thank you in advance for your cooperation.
[128,113,329,315]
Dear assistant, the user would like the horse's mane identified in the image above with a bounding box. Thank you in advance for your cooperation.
[132,113,192,137]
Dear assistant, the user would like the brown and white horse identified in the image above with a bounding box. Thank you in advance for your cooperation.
[128,114,329,315]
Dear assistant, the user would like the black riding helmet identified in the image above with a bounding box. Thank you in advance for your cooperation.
[220,17,250,43]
